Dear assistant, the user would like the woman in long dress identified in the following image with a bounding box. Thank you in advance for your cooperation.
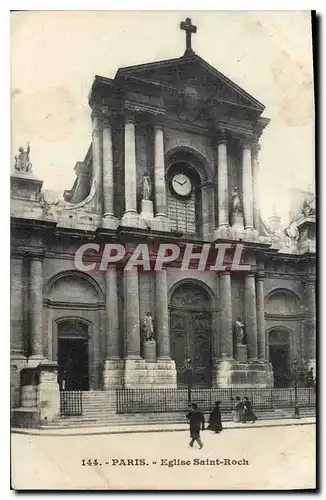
[243,396,257,423]
[207,401,223,433]
[232,396,244,422]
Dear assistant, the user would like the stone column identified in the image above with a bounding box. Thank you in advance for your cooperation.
[256,270,266,360]
[29,254,44,361]
[242,140,254,230]
[102,117,115,218]
[11,254,25,357]
[103,266,124,389]
[124,266,140,358]
[244,273,258,360]
[155,268,170,358]
[91,111,103,213]
[105,267,120,359]
[217,135,229,228]
[219,272,233,357]
[252,143,261,231]
[153,124,167,218]
[124,116,137,215]
[305,277,316,363]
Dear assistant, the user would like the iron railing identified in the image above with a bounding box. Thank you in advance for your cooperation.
[116,387,316,414]
[60,390,83,416]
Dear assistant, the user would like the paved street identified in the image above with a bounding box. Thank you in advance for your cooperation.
[11,423,315,490]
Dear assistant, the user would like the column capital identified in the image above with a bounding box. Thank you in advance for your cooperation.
[251,142,261,157]
[219,270,231,277]
[239,135,253,149]
[153,121,165,132]
[29,251,44,262]
[216,128,228,145]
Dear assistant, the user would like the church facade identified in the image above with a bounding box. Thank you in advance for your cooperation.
[10,19,316,407]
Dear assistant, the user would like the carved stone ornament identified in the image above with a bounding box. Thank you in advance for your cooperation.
[39,190,59,209]
[177,86,201,123]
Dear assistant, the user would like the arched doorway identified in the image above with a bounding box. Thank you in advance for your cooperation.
[169,282,212,387]
[268,329,291,388]
[57,319,89,390]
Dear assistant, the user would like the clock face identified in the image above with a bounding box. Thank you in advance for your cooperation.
[171,173,192,197]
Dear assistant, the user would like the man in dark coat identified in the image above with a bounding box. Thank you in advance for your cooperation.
[186,403,205,449]
[243,396,257,423]
[207,401,223,433]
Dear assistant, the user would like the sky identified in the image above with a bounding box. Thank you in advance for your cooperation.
[11,11,315,224]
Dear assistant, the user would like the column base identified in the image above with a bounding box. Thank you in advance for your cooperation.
[103,359,124,389]
[101,214,119,230]
[214,225,231,240]
[212,358,274,388]
[152,215,170,232]
[243,228,259,243]
[27,355,46,368]
[124,358,177,388]
[121,211,142,229]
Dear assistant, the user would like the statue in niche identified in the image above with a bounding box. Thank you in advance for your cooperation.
[14,142,32,172]
[235,318,245,345]
[142,173,152,201]
[142,311,155,342]
[231,187,242,214]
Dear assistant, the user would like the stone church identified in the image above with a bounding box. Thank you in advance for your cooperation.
[11,18,316,408]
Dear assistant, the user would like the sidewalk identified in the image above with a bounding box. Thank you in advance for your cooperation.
[11,416,316,437]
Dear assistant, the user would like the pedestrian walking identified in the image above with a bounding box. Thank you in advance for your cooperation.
[207,401,223,433]
[186,403,205,449]
[243,396,257,423]
[232,396,244,422]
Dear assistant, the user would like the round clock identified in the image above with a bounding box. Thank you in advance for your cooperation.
[171,173,192,197]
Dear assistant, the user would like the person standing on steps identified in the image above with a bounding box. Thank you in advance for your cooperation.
[186,403,205,449]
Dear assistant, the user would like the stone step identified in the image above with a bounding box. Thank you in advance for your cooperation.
[53,409,316,428]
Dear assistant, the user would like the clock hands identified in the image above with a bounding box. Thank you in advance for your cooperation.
[173,178,188,186]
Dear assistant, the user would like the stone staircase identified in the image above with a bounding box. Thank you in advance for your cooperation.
[41,391,316,429]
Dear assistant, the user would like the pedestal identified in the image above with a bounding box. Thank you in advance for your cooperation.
[140,199,154,220]
[231,211,244,228]
[37,361,60,424]
[212,358,274,388]
[143,340,156,361]
[124,358,177,388]
[102,359,124,389]
[235,344,248,362]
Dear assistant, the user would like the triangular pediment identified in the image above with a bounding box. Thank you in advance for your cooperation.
[116,54,265,113]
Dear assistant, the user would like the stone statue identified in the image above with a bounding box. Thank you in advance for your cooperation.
[235,318,245,344]
[302,196,316,217]
[14,142,32,172]
[142,173,152,201]
[143,312,155,341]
[232,187,242,214]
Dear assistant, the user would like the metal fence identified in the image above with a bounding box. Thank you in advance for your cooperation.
[60,390,83,416]
[116,387,316,414]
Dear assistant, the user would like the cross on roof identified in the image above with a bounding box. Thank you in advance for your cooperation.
[180,17,197,56]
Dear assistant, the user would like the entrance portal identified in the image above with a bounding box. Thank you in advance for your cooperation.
[170,282,212,387]
[268,329,290,388]
[57,320,89,390]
